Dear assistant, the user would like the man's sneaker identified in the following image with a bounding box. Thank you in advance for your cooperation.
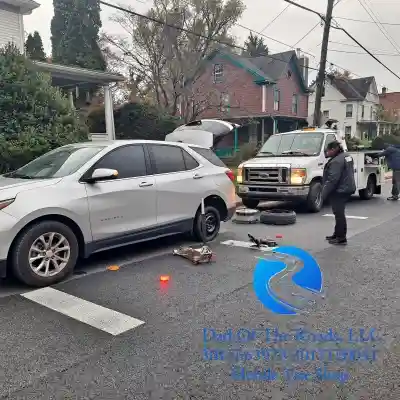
[328,238,347,245]
[325,235,336,240]
[387,196,399,201]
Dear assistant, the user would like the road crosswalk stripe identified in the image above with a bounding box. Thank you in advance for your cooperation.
[21,287,145,335]
[322,214,368,220]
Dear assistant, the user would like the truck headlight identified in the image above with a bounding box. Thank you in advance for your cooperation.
[236,166,243,184]
[290,169,307,185]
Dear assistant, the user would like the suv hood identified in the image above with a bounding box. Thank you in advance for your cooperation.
[242,156,320,168]
[0,176,61,198]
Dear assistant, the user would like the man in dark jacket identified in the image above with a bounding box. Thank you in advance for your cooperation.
[380,144,400,201]
[322,140,356,245]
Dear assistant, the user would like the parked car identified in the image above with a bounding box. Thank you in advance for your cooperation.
[0,140,236,287]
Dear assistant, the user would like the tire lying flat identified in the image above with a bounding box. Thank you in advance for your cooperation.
[260,209,297,225]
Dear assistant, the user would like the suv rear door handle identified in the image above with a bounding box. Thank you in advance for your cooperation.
[193,173,204,179]
[139,181,153,187]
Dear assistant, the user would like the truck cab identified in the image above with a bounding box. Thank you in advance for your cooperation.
[236,127,385,212]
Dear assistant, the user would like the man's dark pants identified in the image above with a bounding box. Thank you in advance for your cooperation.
[330,193,350,239]
[392,170,400,198]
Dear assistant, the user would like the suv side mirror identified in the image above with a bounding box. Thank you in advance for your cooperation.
[87,168,118,183]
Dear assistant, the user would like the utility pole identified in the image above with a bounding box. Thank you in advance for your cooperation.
[313,0,334,127]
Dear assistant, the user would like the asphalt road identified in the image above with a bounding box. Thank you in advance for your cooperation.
[0,185,400,399]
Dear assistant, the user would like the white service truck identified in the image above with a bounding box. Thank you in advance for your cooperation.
[236,127,386,212]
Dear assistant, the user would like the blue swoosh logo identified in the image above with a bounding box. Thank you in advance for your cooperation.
[253,246,323,315]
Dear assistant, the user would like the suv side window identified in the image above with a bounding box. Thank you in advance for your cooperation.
[182,149,199,170]
[325,134,337,150]
[148,144,186,174]
[94,145,147,179]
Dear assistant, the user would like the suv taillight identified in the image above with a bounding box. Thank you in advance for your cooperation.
[225,170,235,182]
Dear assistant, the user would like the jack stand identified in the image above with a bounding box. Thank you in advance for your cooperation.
[248,233,278,249]
[173,198,214,265]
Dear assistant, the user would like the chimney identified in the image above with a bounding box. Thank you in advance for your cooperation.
[299,56,309,87]
[382,87,387,95]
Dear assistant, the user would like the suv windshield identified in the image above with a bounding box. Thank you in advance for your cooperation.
[257,132,324,156]
[3,145,105,179]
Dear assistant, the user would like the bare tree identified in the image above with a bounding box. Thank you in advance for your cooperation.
[102,0,244,121]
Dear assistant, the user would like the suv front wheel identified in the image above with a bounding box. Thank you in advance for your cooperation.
[12,221,79,287]
[193,205,221,242]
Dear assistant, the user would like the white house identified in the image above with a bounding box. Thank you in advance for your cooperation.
[308,75,382,139]
[0,0,125,140]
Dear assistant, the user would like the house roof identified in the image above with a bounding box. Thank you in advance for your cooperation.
[33,61,125,84]
[247,50,296,81]
[4,0,39,15]
[326,75,375,100]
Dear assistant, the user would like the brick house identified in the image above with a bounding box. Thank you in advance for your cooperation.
[190,49,310,154]
[379,88,400,134]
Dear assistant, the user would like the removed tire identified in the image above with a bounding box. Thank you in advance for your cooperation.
[242,199,260,209]
[260,209,296,225]
[359,175,375,200]
[193,205,221,242]
[12,220,79,287]
[306,181,323,213]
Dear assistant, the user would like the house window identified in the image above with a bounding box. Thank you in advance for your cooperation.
[274,88,280,111]
[370,106,374,120]
[292,94,298,114]
[220,93,230,112]
[346,104,353,118]
[361,105,365,118]
[213,64,223,83]
[323,110,329,118]
[345,126,352,136]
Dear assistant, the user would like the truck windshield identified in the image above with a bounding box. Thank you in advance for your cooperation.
[257,132,324,156]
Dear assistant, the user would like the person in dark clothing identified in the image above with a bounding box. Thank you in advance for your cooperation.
[380,144,400,201]
[322,140,356,245]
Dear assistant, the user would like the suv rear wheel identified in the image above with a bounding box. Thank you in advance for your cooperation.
[12,221,79,287]
[193,205,221,242]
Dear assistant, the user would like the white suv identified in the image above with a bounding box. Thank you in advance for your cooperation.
[0,140,236,287]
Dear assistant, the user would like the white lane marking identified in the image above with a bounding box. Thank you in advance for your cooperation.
[322,214,368,220]
[221,240,277,251]
[21,287,145,336]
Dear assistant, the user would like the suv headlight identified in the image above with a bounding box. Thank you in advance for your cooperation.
[290,169,307,185]
[0,198,15,210]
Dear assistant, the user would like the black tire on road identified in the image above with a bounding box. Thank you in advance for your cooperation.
[260,209,297,225]
[12,221,79,287]
[306,181,323,213]
[242,199,260,209]
[359,175,375,200]
[193,205,221,242]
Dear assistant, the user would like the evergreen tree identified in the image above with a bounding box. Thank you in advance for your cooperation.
[243,32,269,57]
[51,0,106,70]
[25,31,47,61]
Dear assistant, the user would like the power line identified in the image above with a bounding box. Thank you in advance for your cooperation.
[293,21,320,47]
[282,0,400,81]
[356,0,400,54]
[99,0,320,71]
[259,4,291,33]
[334,16,400,26]
[330,49,400,56]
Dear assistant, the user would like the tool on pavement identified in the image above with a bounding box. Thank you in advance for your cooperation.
[173,198,215,265]
[248,233,278,249]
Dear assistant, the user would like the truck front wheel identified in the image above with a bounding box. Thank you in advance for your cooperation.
[242,199,260,209]
[306,181,323,213]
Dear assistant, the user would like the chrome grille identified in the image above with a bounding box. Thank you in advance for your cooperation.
[244,167,288,184]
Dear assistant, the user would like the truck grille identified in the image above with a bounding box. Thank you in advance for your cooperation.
[244,167,288,184]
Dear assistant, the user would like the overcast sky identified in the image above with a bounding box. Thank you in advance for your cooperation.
[25,0,400,91]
